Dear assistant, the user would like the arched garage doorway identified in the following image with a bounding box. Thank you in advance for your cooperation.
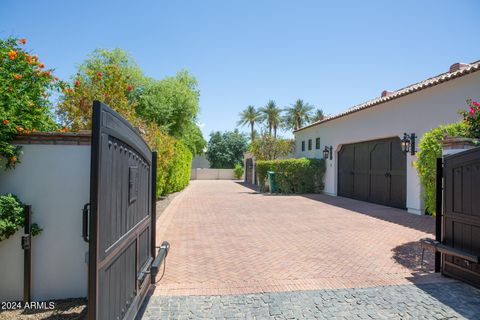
[337,137,406,209]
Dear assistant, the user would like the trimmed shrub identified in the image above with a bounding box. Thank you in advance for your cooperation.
[234,163,244,179]
[416,122,468,215]
[0,193,41,241]
[256,158,325,194]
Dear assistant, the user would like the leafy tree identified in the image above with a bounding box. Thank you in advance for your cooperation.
[238,105,261,142]
[56,48,146,131]
[137,71,200,137]
[0,37,61,168]
[206,130,248,168]
[182,122,207,155]
[311,108,325,123]
[137,70,205,154]
[284,99,314,131]
[250,134,294,160]
[259,100,283,137]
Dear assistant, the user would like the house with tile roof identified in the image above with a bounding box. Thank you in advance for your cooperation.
[294,61,480,214]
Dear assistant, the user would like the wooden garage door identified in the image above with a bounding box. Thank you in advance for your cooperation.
[338,137,406,209]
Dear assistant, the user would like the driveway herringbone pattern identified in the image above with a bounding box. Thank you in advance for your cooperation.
[153,180,451,296]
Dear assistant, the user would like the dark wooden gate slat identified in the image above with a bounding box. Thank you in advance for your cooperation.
[88,101,154,320]
[337,137,406,209]
[443,147,480,288]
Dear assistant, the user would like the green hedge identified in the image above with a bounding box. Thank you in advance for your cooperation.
[157,139,193,196]
[416,122,468,215]
[256,158,326,194]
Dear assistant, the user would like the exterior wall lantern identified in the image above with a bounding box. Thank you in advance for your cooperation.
[401,133,417,155]
[323,146,333,160]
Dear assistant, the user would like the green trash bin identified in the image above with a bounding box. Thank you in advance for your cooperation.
[267,171,278,193]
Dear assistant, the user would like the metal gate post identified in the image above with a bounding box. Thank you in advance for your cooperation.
[22,205,32,303]
[434,157,443,273]
[151,151,157,284]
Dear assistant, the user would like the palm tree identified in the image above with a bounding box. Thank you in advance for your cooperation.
[311,108,325,123]
[259,100,283,138]
[284,99,314,130]
[237,105,261,141]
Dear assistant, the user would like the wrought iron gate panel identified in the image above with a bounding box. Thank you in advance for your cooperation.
[88,101,154,320]
[443,147,480,287]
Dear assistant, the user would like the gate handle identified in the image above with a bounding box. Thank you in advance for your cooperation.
[82,203,90,243]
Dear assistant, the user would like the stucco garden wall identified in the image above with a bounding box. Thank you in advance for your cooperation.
[0,142,90,301]
[294,71,480,214]
[190,168,236,180]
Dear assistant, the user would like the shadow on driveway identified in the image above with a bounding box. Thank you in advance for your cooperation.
[302,193,434,234]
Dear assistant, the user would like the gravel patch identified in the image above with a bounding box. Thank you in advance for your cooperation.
[156,190,182,219]
[0,298,86,320]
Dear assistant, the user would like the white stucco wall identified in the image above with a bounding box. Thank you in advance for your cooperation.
[294,71,480,214]
[190,168,237,180]
[0,144,90,301]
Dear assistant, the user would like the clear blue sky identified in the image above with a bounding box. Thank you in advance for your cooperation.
[1,0,479,138]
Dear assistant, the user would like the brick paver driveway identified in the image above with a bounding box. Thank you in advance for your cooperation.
[138,180,480,319]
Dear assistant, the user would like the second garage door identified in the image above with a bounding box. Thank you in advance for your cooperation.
[337,137,406,209]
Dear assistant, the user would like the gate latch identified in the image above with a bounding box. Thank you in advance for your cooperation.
[21,235,31,250]
[82,203,90,243]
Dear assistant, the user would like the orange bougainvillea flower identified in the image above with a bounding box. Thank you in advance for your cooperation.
[44,70,50,77]
[14,74,22,80]
[3,120,9,125]
[75,79,81,87]
[54,77,59,81]
[127,85,134,91]
[97,72,103,78]
[10,156,17,163]
[38,63,45,69]
[16,126,24,133]
[8,50,17,60]
[20,38,27,44]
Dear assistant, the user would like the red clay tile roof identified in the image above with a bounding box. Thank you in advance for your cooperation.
[294,60,480,133]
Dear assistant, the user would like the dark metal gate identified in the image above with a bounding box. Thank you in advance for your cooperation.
[87,101,157,320]
[442,147,480,287]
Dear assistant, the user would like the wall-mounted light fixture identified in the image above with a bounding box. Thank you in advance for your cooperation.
[401,133,417,155]
[323,146,333,160]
